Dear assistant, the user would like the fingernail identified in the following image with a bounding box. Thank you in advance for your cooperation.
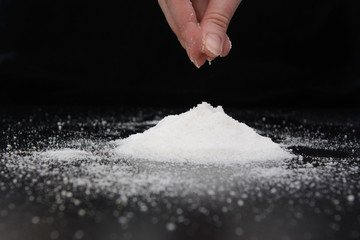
[190,56,194,63]
[189,56,200,68]
[205,33,222,56]
[194,60,200,69]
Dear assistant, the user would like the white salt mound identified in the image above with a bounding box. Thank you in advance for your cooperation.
[114,102,293,164]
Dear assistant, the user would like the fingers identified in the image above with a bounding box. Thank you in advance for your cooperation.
[158,0,207,68]
[158,0,241,68]
[221,35,232,57]
[201,0,241,58]
[192,0,209,22]
[158,0,186,49]
[192,0,231,61]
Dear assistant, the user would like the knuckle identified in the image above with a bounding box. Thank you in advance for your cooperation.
[204,11,230,30]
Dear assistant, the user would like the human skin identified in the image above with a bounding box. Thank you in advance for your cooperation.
[158,0,242,68]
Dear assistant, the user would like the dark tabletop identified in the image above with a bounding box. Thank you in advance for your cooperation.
[0,105,360,240]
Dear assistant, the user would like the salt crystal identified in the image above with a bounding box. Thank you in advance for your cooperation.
[235,227,244,236]
[78,209,86,216]
[115,102,293,164]
[237,199,244,207]
[50,230,59,239]
[38,149,94,162]
[347,195,355,202]
[166,222,176,231]
[32,216,40,224]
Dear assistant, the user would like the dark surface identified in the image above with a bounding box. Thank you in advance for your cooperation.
[0,105,359,240]
[0,0,360,107]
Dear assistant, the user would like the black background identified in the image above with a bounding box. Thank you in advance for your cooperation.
[0,0,359,107]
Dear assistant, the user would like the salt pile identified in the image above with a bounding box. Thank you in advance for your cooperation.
[115,102,293,163]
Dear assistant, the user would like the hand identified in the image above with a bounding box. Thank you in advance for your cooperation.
[158,0,242,68]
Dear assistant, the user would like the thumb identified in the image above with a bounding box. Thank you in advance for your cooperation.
[201,0,241,58]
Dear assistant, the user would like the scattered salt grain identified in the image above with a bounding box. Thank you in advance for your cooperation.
[32,216,40,224]
[347,195,355,202]
[78,209,86,216]
[115,102,293,164]
[166,222,176,231]
[1,104,359,238]
[38,148,95,162]
[235,227,244,236]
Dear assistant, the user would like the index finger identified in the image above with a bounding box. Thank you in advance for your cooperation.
[162,0,207,67]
